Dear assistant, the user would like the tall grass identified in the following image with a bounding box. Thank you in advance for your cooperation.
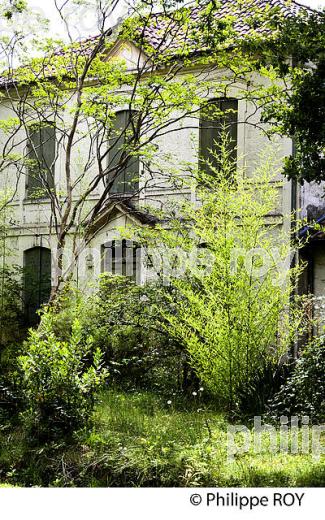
[0,390,324,487]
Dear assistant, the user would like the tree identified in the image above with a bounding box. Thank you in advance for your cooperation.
[0,0,296,300]
[0,190,24,346]
[134,143,308,412]
[257,9,325,183]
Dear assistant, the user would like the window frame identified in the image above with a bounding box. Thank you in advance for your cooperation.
[101,239,141,282]
[199,98,238,174]
[107,110,140,195]
[23,246,52,325]
[26,123,56,199]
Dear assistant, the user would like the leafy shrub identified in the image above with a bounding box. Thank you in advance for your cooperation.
[138,146,307,412]
[0,265,24,348]
[268,337,325,423]
[27,276,187,394]
[78,275,185,392]
[0,265,25,421]
[18,310,108,443]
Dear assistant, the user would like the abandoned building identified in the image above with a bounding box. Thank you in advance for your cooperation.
[0,0,324,328]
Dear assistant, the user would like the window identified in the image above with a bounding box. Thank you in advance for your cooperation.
[23,246,51,325]
[26,124,55,198]
[101,240,140,281]
[108,111,139,194]
[199,98,238,174]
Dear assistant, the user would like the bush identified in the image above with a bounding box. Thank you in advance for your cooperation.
[0,265,25,421]
[26,277,188,394]
[268,337,325,423]
[137,145,307,412]
[0,265,24,348]
[18,310,108,443]
[79,275,186,392]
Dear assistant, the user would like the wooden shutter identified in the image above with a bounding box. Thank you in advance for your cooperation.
[27,125,55,198]
[109,111,139,194]
[199,98,238,174]
[220,99,238,165]
[24,247,51,325]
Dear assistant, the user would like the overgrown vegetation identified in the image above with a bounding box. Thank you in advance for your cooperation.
[37,276,188,393]
[0,0,324,488]
[134,146,308,413]
[0,391,323,487]
[268,337,325,423]
[18,313,108,443]
[78,275,186,392]
[0,193,25,421]
[0,148,323,486]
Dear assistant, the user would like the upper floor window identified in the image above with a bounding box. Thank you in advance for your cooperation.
[108,110,139,194]
[199,98,238,174]
[101,239,141,282]
[26,124,55,199]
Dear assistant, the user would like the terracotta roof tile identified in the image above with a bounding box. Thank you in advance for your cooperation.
[140,0,311,53]
[0,0,313,87]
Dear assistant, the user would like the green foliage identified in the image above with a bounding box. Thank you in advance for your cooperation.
[1,0,27,20]
[0,265,24,422]
[18,310,108,442]
[80,390,324,487]
[0,265,24,347]
[260,10,325,183]
[2,390,323,487]
[78,275,183,391]
[43,276,185,392]
[136,145,307,412]
[269,337,325,423]
[0,193,25,419]
[0,192,24,347]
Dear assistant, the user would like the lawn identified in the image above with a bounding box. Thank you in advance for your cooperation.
[0,389,324,487]
[77,390,325,487]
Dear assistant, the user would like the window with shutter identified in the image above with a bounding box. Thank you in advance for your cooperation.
[199,98,238,175]
[26,124,55,198]
[101,240,140,281]
[24,247,51,325]
[108,111,139,194]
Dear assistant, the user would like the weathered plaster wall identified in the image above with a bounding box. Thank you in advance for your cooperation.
[300,181,325,221]
[0,63,297,287]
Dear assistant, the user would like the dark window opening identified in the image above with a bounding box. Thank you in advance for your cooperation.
[101,240,141,281]
[108,111,139,194]
[199,98,238,175]
[26,124,55,199]
[23,246,51,326]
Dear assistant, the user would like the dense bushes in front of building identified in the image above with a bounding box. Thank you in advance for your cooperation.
[0,162,324,486]
[268,337,325,423]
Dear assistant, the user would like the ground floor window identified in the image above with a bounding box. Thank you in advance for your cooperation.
[23,246,51,325]
[101,240,141,282]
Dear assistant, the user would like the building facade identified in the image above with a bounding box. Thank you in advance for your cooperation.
[0,0,324,328]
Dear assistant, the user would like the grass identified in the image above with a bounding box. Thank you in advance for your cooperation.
[75,390,325,487]
[0,389,324,487]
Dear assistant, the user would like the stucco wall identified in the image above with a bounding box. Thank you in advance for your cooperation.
[0,62,297,288]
